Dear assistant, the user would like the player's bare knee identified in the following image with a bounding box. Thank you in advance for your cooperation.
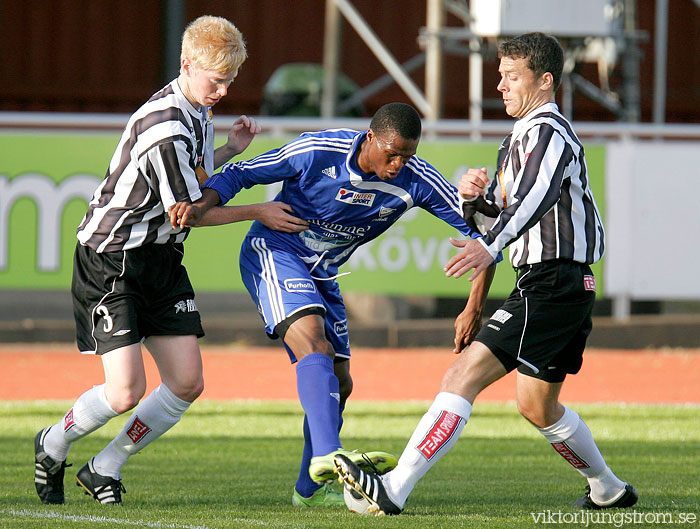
[439,360,480,400]
[439,363,461,393]
[182,382,204,402]
[289,333,334,359]
[312,339,335,359]
[517,400,555,428]
[170,376,204,403]
[188,377,205,401]
[517,400,537,424]
[108,388,144,414]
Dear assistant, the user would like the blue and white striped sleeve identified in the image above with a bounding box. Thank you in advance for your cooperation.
[203,139,306,204]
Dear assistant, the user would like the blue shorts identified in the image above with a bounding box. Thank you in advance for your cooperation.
[239,235,350,363]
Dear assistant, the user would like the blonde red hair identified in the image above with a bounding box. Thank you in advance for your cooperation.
[180,15,247,74]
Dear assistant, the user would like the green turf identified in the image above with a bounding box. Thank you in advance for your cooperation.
[1,400,698,528]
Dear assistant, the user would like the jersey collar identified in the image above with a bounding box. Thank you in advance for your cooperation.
[514,102,560,136]
[171,78,208,120]
[347,131,369,178]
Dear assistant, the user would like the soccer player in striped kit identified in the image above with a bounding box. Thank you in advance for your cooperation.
[335,32,638,515]
[33,15,304,505]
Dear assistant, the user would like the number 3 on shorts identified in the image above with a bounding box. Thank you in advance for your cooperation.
[95,305,113,333]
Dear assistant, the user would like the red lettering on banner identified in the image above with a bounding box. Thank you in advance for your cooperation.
[64,408,75,431]
[126,417,152,444]
[551,442,589,469]
[416,411,462,460]
[583,275,596,292]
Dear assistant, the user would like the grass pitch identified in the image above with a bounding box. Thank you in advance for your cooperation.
[1,400,698,529]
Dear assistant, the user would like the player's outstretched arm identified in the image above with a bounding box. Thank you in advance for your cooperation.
[195,201,308,233]
[452,262,496,354]
[252,202,309,232]
[444,237,494,280]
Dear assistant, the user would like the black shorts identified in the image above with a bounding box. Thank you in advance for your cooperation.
[475,260,596,383]
[71,242,204,355]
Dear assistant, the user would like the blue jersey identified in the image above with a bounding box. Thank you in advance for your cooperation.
[204,128,480,276]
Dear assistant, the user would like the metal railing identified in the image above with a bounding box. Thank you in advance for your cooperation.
[2,111,700,141]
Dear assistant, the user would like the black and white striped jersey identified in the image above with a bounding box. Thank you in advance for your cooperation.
[77,79,213,253]
[471,102,605,267]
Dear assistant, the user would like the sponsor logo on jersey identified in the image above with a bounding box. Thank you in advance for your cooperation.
[335,189,376,207]
[551,441,590,469]
[583,275,596,292]
[284,278,316,293]
[487,323,501,331]
[371,206,396,222]
[490,309,512,325]
[322,166,337,179]
[416,411,462,460]
[334,319,348,336]
[330,392,341,402]
[126,416,152,444]
[301,230,355,251]
[307,218,369,236]
[301,220,369,251]
[64,408,75,432]
[113,329,131,336]
[174,299,198,314]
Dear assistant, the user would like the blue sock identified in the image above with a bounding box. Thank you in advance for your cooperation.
[295,397,347,497]
[296,353,341,458]
[294,416,318,497]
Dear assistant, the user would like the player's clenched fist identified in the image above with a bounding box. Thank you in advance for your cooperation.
[168,201,203,229]
[458,167,490,199]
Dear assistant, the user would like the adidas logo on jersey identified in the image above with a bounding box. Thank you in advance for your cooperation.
[322,166,337,179]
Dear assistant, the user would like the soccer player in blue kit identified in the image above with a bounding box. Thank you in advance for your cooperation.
[170,102,495,507]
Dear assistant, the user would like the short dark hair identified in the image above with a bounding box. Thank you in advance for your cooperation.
[369,102,422,140]
[499,32,564,91]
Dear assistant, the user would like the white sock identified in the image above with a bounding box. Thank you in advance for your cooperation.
[538,406,625,503]
[384,392,471,508]
[43,384,118,462]
[93,384,191,479]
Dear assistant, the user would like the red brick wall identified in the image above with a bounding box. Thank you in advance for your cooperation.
[1,0,697,122]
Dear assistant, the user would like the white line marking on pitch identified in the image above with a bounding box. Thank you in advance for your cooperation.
[1,508,270,529]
